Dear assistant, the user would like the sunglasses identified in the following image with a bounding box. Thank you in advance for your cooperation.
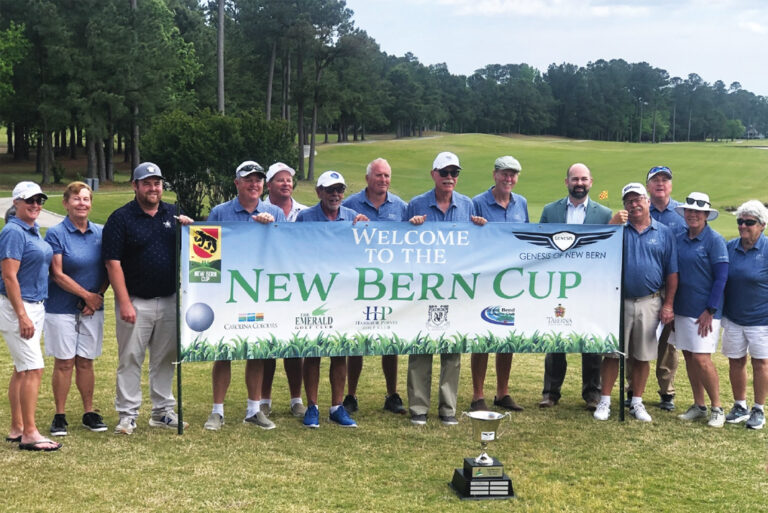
[437,168,460,178]
[323,185,346,194]
[737,218,758,226]
[238,164,264,174]
[685,197,710,208]
[23,196,46,205]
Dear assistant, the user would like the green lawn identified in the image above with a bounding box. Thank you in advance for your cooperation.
[1,135,767,512]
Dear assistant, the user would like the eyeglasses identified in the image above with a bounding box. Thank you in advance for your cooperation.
[23,196,45,205]
[737,218,758,226]
[685,197,710,208]
[437,168,460,178]
[323,185,346,195]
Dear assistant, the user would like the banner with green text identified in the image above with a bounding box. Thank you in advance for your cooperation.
[179,222,623,362]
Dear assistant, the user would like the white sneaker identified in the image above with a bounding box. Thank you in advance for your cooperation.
[593,402,611,421]
[114,416,136,435]
[707,407,725,428]
[204,413,224,431]
[244,411,276,430]
[678,404,708,421]
[630,402,652,422]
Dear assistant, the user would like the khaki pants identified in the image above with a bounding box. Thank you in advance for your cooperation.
[407,353,460,417]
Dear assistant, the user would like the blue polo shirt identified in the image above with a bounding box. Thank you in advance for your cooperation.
[406,189,476,222]
[296,203,359,222]
[650,198,684,233]
[723,234,768,326]
[623,218,678,299]
[208,197,286,223]
[45,217,106,314]
[0,217,53,302]
[472,187,529,223]
[102,200,179,299]
[673,225,728,319]
[342,189,407,222]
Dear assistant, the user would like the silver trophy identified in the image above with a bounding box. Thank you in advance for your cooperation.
[463,411,510,465]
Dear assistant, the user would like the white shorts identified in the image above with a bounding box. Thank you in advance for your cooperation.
[0,294,45,371]
[44,311,104,360]
[671,315,721,354]
[721,318,768,359]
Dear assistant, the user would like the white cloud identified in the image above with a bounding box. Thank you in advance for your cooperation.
[738,21,767,34]
[425,0,650,18]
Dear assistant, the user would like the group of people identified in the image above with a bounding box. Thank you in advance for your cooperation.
[1,152,766,452]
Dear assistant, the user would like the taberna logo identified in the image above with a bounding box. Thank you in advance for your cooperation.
[514,230,614,252]
[481,306,516,326]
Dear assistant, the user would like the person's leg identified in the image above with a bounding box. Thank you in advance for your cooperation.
[407,354,432,416]
[115,299,150,419]
[683,350,706,406]
[729,357,748,401]
[74,356,95,413]
[329,356,347,406]
[245,359,263,402]
[599,358,619,396]
[211,360,231,405]
[346,356,363,397]
[495,353,513,399]
[630,360,650,399]
[581,353,602,403]
[285,358,304,400]
[147,296,179,415]
[261,358,276,400]
[691,353,720,407]
[656,335,678,397]
[303,357,320,405]
[753,358,768,406]
[52,358,75,414]
[382,355,398,396]
[438,353,460,418]
[19,368,56,446]
[541,352,567,403]
[8,370,23,438]
[470,353,488,401]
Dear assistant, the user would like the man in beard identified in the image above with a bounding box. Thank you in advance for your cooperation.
[538,163,625,410]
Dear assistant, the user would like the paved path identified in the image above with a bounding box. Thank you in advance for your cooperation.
[0,197,65,227]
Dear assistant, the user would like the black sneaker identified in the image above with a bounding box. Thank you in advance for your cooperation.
[383,393,406,414]
[658,394,675,411]
[343,394,358,414]
[82,411,108,432]
[50,413,68,437]
[623,390,633,408]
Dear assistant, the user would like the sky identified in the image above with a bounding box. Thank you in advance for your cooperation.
[345,0,768,96]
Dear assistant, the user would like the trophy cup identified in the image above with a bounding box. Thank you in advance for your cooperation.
[450,411,514,499]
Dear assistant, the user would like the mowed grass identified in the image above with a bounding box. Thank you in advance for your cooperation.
[0,134,767,513]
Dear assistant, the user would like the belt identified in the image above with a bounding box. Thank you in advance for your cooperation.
[628,291,661,302]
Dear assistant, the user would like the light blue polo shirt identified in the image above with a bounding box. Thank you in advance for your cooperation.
[623,218,678,299]
[296,203,359,222]
[45,217,107,314]
[472,188,528,223]
[650,198,684,233]
[342,189,407,222]
[673,225,728,319]
[208,197,287,223]
[723,234,768,326]
[406,189,476,222]
[0,217,53,302]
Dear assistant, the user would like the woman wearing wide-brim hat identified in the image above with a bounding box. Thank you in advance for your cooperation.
[672,192,729,427]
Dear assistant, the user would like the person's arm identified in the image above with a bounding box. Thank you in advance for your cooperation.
[1,258,34,339]
[660,272,678,324]
[609,210,628,225]
[49,254,103,315]
[696,261,728,337]
[105,259,135,323]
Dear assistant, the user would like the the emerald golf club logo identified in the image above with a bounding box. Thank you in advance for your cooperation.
[356,306,397,330]
[547,303,573,326]
[295,303,334,330]
[481,306,516,326]
[223,311,276,330]
[427,305,449,329]
[514,230,614,252]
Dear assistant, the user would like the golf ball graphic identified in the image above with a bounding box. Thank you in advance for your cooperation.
[185,302,215,332]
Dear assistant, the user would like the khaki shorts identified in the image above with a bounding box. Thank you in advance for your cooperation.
[44,311,104,360]
[606,294,661,361]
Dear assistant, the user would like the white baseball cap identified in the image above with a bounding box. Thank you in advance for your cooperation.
[621,182,648,199]
[12,181,48,201]
[235,160,266,178]
[317,170,346,188]
[432,151,461,171]
[266,162,295,182]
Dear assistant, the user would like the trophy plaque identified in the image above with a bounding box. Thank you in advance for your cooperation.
[450,411,514,500]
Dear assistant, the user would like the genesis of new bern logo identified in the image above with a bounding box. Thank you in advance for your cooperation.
[480,306,516,326]
[513,229,614,252]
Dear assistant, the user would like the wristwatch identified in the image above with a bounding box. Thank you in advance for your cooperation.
[706,307,717,315]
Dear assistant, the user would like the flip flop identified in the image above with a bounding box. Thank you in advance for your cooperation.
[5,436,21,443]
[18,439,62,452]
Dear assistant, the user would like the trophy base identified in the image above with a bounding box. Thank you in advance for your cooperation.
[449,458,514,500]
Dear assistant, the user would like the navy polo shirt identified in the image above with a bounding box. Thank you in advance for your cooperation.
[723,234,768,326]
[296,203,359,222]
[208,197,286,223]
[472,187,529,223]
[650,198,684,233]
[622,218,678,299]
[0,217,53,302]
[102,200,179,299]
[342,189,407,222]
[406,189,476,222]
[45,217,106,314]
[673,225,728,319]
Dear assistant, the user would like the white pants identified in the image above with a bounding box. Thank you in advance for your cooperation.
[114,295,177,418]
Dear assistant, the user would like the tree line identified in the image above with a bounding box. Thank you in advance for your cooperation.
[2,0,767,186]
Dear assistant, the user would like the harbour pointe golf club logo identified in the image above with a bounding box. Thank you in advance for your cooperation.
[356,306,397,330]
[427,305,449,329]
[481,306,516,326]
[295,304,334,330]
[189,226,222,283]
[513,230,614,252]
